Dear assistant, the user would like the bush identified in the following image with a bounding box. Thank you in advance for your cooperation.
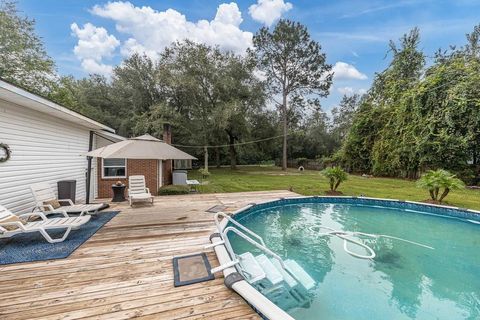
[416,169,464,202]
[198,167,210,179]
[158,185,190,195]
[321,167,348,191]
[296,157,308,166]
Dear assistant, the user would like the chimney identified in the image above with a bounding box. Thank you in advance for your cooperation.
[163,123,172,144]
[162,123,173,185]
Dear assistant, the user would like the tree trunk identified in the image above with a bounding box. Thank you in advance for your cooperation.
[439,188,450,202]
[228,134,237,170]
[282,92,288,171]
[334,180,341,191]
[204,146,208,171]
[215,147,221,168]
[429,189,435,200]
[330,178,335,191]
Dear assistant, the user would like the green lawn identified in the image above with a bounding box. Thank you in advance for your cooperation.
[189,165,480,210]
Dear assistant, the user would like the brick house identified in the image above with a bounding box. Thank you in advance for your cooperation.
[95,124,193,199]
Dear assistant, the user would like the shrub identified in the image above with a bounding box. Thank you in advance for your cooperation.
[296,157,308,166]
[158,185,190,195]
[198,167,210,179]
[416,169,464,202]
[321,167,348,191]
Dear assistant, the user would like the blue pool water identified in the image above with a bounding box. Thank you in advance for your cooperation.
[228,199,480,320]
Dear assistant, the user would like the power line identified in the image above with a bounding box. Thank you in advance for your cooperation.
[171,133,288,149]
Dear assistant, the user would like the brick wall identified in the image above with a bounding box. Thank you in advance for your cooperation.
[97,158,159,199]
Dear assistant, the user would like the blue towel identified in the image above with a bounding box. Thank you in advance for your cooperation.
[0,211,119,265]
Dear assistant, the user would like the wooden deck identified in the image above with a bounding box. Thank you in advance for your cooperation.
[0,190,296,320]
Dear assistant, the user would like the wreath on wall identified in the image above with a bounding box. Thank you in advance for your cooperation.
[0,143,11,163]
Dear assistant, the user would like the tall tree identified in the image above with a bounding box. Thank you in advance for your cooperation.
[157,41,227,169]
[111,53,161,115]
[214,52,265,169]
[0,0,56,94]
[252,19,332,170]
[331,94,362,144]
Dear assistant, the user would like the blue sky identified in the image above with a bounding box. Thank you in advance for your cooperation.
[17,0,480,111]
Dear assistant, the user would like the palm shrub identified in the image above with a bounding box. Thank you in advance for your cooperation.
[198,167,210,179]
[416,169,465,202]
[321,167,348,191]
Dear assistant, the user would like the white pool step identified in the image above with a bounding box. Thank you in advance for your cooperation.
[270,258,298,288]
[238,252,265,283]
[284,259,316,290]
[255,254,284,285]
[238,252,315,292]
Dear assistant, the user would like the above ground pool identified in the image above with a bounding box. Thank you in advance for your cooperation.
[226,198,480,320]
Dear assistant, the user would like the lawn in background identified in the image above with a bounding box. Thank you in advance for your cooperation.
[189,165,480,210]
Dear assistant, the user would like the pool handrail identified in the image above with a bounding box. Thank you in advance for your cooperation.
[214,212,266,246]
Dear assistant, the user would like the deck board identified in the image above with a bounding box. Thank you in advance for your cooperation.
[0,190,296,319]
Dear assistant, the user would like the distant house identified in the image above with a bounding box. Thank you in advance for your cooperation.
[0,79,177,213]
[95,125,179,199]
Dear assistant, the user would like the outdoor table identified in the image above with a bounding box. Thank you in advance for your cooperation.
[186,179,200,192]
[111,184,126,202]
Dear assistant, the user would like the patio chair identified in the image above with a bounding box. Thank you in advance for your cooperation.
[128,175,154,206]
[0,204,91,243]
[30,183,104,216]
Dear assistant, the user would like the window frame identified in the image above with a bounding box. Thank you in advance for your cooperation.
[102,158,127,179]
[174,159,192,170]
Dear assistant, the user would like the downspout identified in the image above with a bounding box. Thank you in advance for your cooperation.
[86,131,94,204]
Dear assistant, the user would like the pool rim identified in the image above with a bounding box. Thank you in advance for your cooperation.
[210,196,480,320]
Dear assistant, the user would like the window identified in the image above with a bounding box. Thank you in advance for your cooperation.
[103,158,126,178]
[174,159,192,170]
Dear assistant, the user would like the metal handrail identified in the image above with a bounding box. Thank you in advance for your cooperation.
[223,226,287,269]
[214,212,266,246]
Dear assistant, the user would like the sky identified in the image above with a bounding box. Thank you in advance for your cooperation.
[17,0,480,111]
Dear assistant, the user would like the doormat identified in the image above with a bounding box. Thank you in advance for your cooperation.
[173,253,215,287]
[206,205,227,213]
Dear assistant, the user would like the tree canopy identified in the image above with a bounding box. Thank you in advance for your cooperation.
[340,27,480,183]
[1,0,478,184]
[0,0,56,94]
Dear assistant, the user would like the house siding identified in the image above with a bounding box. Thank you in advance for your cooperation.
[0,99,94,214]
[97,158,159,199]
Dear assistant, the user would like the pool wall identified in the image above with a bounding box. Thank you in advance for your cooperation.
[210,196,480,320]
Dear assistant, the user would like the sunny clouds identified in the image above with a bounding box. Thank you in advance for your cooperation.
[69,0,370,113]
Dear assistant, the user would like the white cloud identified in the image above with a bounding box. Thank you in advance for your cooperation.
[90,1,253,58]
[248,0,292,26]
[332,62,368,80]
[71,22,120,76]
[337,86,367,95]
[81,59,115,76]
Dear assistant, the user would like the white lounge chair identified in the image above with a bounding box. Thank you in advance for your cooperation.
[30,183,104,216]
[0,205,91,243]
[128,175,154,206]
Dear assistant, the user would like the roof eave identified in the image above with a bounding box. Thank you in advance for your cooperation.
[0,79,115,133]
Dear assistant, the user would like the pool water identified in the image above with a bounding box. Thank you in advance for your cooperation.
[229,202,480,320]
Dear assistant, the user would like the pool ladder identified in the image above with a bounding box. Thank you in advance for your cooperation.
[207,212,316,310]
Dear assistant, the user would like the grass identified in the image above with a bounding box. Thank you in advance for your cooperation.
[189,165,480,211]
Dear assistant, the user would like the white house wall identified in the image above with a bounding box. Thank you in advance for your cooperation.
[0,99,93,214]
